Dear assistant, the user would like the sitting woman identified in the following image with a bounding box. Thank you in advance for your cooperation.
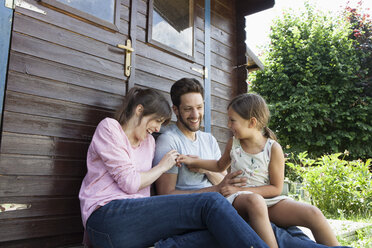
[78,87,269,248]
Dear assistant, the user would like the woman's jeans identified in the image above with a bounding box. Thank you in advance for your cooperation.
[86,192,268,248]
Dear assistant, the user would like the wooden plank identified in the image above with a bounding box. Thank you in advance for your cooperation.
[0,196,80,220]
[211,12,234,36]
[135,55,200,83]
[211,38,235,62]
[135,70,175,93]
[0,154,86,176]
[136,10,146,30]
[211,81,232,100]
[5,91,112,125]
[0,233,83,248]
[127,0,138,90]
[120,2,130,21]
[11,32,125,80]
[211,67,232,87]
[6,71,123,109]
[1,132,89,158]
[15,0,128,45]
[13,13,125,64]
[137,0,147,15]
[0,216,83,242]
[211,125,231,145]
[211,95,229,112]
[136,41,203,78]
[211,51,234,74]
[9,52,126,96]
[0,175,82,197]
[2,111,96,141]
[211,110,228,128]
[210,24,234,47]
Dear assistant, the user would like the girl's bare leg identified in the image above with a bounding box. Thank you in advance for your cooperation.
[233,194,278,248]
[268,199,340,246]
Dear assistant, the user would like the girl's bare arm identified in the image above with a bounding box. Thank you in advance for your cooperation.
[177,138,233,172]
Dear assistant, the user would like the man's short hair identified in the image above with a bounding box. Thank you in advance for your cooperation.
[170,78,204,108]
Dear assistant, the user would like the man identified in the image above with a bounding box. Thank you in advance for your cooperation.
[153,78,347,248]
[154,78,242,195]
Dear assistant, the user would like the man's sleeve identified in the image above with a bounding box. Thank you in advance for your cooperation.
[153,133,178,174]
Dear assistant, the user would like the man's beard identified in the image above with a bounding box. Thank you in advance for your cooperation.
[179,114,201,132]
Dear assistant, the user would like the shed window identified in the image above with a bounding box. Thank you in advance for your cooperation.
[148,0,194,59]
[39,0,120,31]
[57,0,115,23]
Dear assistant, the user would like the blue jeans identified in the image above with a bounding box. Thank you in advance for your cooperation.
[157,220,352,248]
[86,192,268,248]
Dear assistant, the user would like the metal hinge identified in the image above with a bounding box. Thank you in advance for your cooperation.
[191,66,209,79]
[5,0,46,14]
[0,203,31,212]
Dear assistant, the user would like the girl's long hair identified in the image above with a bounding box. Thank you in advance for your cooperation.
[228,93,277,141]
[115,87,171,126]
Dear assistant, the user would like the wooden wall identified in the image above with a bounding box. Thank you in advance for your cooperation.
[0,0,238,246]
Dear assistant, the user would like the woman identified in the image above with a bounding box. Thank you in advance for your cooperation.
[79,87,268,248]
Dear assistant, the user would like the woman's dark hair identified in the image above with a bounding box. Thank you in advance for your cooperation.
[228,93,277,141]
[170,78,204,108]
[115,87,172,126]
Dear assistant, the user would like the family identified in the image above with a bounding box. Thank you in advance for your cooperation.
[79,78,349,248]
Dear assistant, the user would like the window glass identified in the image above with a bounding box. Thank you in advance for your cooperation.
[151,0,193,56]
[57,0,115,23]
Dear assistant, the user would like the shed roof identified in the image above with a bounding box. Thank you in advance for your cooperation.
[237,0,275,16]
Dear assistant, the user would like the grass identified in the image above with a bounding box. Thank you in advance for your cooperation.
[338,224,372,248]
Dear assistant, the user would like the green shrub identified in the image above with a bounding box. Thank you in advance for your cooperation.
[249,2,372,160]
[286,152,372,218]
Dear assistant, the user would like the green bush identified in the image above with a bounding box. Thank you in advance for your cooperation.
[286,152,372,218]
[249,2,372,160]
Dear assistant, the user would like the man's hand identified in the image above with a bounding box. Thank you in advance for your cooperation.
[217,170,247,194]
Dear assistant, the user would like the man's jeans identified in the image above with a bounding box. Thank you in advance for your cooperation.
[157,220,352,248]
[86,192,268,248]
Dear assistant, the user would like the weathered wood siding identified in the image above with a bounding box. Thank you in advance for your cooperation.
[0,0,238,246]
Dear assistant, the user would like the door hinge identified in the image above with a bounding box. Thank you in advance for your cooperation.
[5,0,46,15]
[191,66,208,79]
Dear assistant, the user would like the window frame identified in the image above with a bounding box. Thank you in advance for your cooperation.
[147,0,196,62]
[39,0,121,31]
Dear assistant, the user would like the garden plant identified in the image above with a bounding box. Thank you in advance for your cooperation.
[249,2,372,160]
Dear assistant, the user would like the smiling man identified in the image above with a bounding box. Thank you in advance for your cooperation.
[153,78,230,194]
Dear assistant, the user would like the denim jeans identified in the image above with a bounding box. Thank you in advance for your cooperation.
[86,192,268,248]
[157,221,352,248]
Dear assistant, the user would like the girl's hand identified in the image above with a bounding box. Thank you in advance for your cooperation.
[188,167,209,174]
[159,150,179,170]
[220,185,240,197]
[176,154,199,167]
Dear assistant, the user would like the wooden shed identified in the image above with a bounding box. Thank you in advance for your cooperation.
[0,0,274,247]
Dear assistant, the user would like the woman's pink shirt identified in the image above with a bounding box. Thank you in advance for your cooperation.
[79,118,155,227]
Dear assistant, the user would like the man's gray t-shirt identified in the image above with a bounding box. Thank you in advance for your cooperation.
[153,124,221,191]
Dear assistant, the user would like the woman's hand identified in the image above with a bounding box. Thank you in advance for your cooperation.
[159,150,180,171]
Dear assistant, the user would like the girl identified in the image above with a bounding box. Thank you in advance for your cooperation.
[178,93,340,248]
[78,88,269,248]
